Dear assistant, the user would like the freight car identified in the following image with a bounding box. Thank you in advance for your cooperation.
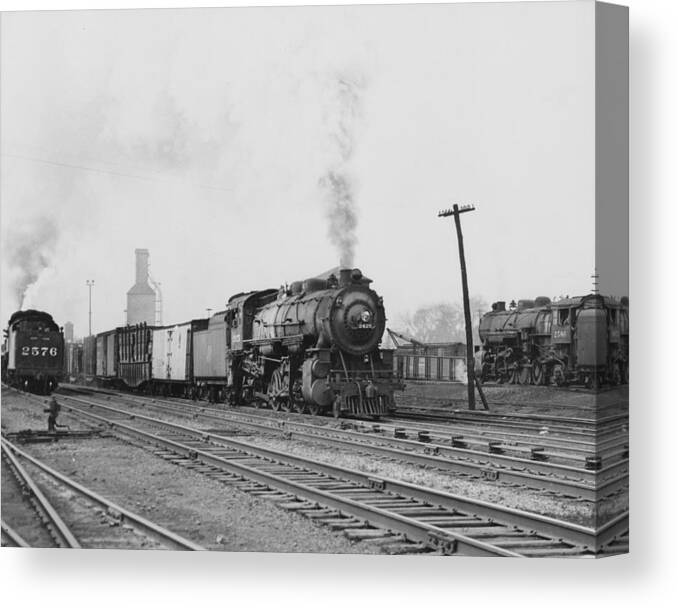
[1,309,64,394]
[64,341,83,382]
[78,268,402,418]
[477,294,628,388]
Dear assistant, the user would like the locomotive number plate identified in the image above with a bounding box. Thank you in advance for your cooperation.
[21,346,58,357]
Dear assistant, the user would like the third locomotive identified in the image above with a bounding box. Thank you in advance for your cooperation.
[477,294,629,388]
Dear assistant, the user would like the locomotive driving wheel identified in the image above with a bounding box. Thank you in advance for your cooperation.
[611,363,622,386]
[509,363,520,384]
[495,360,509,384]
[532,363,545,385]
[268,367,288,412]
[552,364,567,387]
[518,363,532,385]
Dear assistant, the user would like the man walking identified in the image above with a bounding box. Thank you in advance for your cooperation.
[45,396,61,433]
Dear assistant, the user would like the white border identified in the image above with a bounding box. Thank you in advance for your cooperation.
[2,1,676,606]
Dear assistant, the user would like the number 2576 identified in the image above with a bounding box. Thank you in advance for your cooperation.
[21,346,58,357]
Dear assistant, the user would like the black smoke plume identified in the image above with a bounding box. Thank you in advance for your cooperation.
[320,75,363,268]
[5,217,59,309]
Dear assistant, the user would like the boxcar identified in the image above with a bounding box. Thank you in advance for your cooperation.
[117,324,153,389]
[95,330,117,380]
[151,323,191,386]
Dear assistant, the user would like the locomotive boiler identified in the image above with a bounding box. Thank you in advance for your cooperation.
[1,309,64,394]
[241,267,397,416]
[477,294,628,389]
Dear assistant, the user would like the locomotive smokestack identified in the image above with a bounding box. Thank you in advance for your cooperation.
[339,268,352,287]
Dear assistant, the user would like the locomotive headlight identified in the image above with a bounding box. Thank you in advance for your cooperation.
[360,311,372,324]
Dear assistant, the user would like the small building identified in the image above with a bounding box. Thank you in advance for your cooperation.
[386,330,467,382]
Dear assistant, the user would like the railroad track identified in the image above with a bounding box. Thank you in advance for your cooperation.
[378,416,628,464]
[61,384,628,467]
[61,389,628,502]
[0,435,204,550]
[44,392,627,556]
[393,405,627,431]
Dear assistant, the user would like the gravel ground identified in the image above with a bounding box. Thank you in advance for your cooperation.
[0,389,381,554]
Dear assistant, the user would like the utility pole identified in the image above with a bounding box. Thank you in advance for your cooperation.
[438,204,487,410]
[86,279,95,336]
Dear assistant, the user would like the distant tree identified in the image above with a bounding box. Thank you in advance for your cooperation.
[395,297,487,344]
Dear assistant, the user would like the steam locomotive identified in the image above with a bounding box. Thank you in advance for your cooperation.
[477,294,629,389]
[78,268,402,418]
[1,309,65,394]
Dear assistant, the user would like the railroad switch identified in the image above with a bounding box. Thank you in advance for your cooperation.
[451,436,467,449]
[530,447,549,462]
[481,467,499,481]
[585,456,603,470]
[427,531,458,555]
[488,441,504,454]
[367,477,386,491]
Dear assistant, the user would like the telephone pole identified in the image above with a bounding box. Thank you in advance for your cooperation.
[438,204,487,410]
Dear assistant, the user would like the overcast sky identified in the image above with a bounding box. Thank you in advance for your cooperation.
[1,2,600,337]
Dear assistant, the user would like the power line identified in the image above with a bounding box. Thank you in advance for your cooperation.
[1,152,233,192]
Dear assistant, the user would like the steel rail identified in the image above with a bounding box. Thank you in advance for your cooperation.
[358,419,627,457]
[1,441,81,548]
[382,414,627,441]
[1,438,205,552]
[107,394,628,501]
[390,412,626,439]
[394,406,627,427]
[1,519,31,547]
[60,396,627,553]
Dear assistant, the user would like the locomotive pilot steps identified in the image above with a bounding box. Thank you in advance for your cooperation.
[77,268,403,418]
